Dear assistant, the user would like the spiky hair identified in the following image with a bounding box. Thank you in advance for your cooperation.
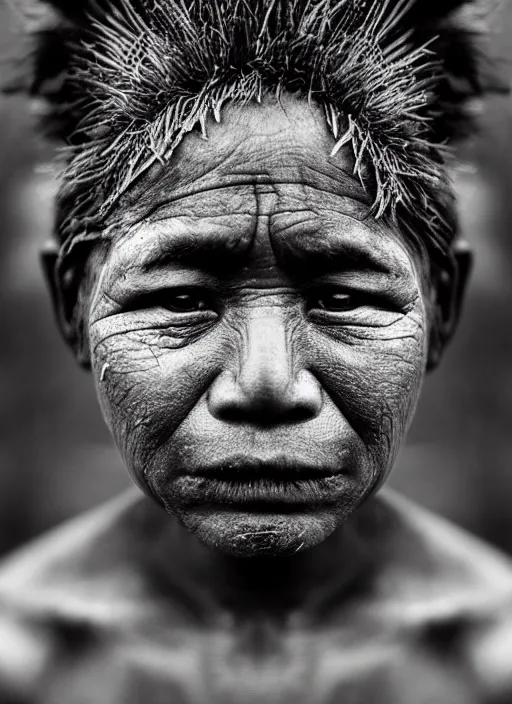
[12,0,500,265]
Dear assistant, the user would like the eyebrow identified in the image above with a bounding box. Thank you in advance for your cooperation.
[137,222,255,274]
[281,240,394,276]
[270,217,402,277]
[124,215,405,280]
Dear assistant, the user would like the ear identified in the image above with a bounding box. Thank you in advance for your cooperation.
[40,241,90,368]
[427,240,473,371]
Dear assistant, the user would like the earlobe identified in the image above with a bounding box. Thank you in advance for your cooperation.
[427,241,473,371]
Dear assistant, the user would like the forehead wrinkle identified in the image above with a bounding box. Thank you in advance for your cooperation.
[261,179,390,274]
[110,176,369,234]
[269,206,411,277]
[105,129,368,234]
[107,182,257,236]
[110,206,258,276]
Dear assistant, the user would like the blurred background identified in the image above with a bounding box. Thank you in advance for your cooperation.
[1,2,512,559]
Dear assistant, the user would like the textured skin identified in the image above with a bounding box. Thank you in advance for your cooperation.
[87,98,428,556]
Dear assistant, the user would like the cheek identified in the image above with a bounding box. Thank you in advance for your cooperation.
[89,322,224,486]
[88,300,427,501]
[308,306,427,476]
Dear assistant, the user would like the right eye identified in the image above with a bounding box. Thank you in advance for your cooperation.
[127,287,219,316]
[158,289,216,313]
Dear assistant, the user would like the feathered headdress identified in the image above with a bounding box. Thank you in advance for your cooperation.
[9,0,501,265]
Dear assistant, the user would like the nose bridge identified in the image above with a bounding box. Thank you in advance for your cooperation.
[238,307,292,398]
[207,300,323,424]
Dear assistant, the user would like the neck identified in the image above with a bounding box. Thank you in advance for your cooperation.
[134,496,381,625]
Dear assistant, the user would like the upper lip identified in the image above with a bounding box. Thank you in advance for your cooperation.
[187,455,339,481]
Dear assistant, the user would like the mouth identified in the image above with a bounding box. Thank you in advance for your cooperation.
[172,455,345,511]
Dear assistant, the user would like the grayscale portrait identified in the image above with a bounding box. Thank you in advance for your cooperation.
[0,0,512,702]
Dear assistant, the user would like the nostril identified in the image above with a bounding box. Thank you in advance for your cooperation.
[286,372,323,422]
[211,398,315,425]
[285,404,318,423]
[207,371,240,421]
[207,369,323,424]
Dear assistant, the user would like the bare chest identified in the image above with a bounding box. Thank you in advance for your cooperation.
[37,620,479,704]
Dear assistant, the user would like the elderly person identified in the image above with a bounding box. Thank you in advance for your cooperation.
[0,0,511,702]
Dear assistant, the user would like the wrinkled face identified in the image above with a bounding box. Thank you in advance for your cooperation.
[88,97,430,557]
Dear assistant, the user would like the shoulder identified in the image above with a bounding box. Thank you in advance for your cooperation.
[378,490,512,602]
[0,490,157,702]
[374,491,512,701]
[0,607,52,703]
[0,489,150,627]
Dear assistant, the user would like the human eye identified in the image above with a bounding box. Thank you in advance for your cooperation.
[156,288,217,313]
[126,286,218,315]
[306,285,406,330]
[307,289,361,313]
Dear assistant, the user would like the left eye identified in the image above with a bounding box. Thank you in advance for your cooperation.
[309,291,358,312]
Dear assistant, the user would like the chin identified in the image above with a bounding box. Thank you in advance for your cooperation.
[176,508,340,558]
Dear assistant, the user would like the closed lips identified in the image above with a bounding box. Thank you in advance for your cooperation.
[173,457,344,508]
[185,456,340,481]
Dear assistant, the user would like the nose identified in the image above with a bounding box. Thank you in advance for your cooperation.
[207,312,323,424]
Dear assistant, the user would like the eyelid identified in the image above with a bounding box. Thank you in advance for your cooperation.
[307,290,357,313]
[122,285,220,313]
[110,267,224,300]
[306,285,403,313]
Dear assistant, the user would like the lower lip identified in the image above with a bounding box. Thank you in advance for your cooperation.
[172,475,345,511]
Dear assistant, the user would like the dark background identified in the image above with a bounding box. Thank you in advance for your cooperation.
[1,2,512,559]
